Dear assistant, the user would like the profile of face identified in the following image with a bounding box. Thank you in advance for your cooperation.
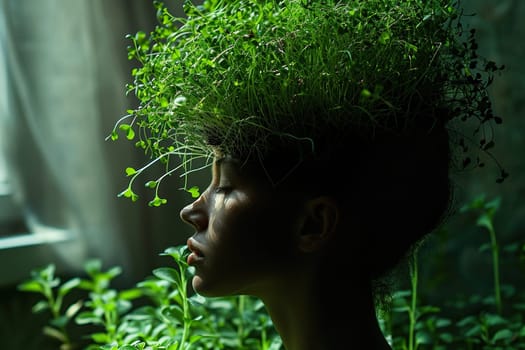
[179,155,309,298]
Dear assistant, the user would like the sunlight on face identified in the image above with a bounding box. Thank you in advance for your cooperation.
[181,156,303,297]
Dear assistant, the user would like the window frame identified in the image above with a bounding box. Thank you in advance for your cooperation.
[0,18,84,287]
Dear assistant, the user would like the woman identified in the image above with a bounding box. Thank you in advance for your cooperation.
[116,1,505,349]
[180,129,451,350]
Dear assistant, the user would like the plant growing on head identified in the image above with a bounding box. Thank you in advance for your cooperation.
[107,0,507,206]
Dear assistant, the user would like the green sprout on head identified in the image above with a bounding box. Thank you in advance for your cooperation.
[108,0,506,205]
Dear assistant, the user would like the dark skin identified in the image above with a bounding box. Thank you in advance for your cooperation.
[180,156,392,350]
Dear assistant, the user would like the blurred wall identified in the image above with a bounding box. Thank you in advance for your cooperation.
[418,0,525,306]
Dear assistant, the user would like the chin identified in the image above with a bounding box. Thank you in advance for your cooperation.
[191,275,224,297]
[191,275,247,298]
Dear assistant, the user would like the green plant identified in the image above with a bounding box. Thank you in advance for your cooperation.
[18,195,525,349]
[107,0,506,205]
[17,264,82,349]
[382,195,525,350]
[460,195,503,315]
[18,246,282,350]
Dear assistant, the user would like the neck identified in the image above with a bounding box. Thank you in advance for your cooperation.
[257,266,392,350]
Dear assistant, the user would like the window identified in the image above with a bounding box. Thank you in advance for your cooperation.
[0,14,80,286]
[0,1,186,288]
[0,22,27,241]
[0,148,27,238]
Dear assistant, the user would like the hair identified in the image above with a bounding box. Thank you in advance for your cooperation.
[213,113,453,302]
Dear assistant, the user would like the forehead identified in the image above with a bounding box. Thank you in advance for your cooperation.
[213,155,252,176]
[212,155,277,187]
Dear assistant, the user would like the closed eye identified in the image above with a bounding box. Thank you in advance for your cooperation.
[214,186,233,194]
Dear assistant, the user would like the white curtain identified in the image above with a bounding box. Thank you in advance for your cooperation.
[0,0,191,282]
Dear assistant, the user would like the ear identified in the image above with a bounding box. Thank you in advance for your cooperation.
[297,196,340,253]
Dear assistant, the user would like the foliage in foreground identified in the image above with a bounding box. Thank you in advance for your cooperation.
[18,195,525,349]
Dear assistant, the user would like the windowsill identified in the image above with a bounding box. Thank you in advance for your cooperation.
[0,184,88,287]
[0,228,86,287]
[0,230,70,250]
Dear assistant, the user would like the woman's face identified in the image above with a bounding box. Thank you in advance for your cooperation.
[179,156,306,297]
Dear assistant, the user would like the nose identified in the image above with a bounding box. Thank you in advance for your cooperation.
[179,196,208,232]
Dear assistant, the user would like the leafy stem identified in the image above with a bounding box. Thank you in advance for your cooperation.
[461,195,503,315]
[408,247,419,350]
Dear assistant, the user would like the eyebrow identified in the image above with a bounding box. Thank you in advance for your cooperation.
[213,156,243,180]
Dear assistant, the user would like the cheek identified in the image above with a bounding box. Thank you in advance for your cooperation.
[212,193,298,259]
[208,193,248,243]
[210,192,265,250]
[192,193,301,296]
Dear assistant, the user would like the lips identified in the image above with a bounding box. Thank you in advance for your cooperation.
[186,237,205,265]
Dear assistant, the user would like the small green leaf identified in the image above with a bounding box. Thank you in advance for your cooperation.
[492,329,513,343]
[59,277,81,297]
[65,300,83,318]
[160,97,169,107]
[76,311,103,325]
[173,95,187,107]
[118,188,138,201]
[435,318,452,328]
[476,214,493,231]
[126,127,135,140]
[134,31,146,44]
[160,304,185,324]
[457,315,477,327]
[145,180,157,188]
[50,315,69,328]
[379,31,391,44]
[84,259,102,275]
[478,243,491,253]
[110,131,119,141]
[91,332,111,344]
[464,324,482,337]
[419,305,440,315]
[392,306,410,313]
[125,167,137,176]
[439,333,453,343]
[77,279,94,290]
[107,266,123,279]
[18,280,45,293]
[42,326,68,343]
[39,264,57,281]
[360,88,372,98]
[153,267,181,285]
[149,196,168,207]
[187,186,200,198]
[485,196,501,211]
[484,313,506,326]
[119,288,143,300]
[460,194,486,212]
[32,300,50,313]
[160,246,187,262]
